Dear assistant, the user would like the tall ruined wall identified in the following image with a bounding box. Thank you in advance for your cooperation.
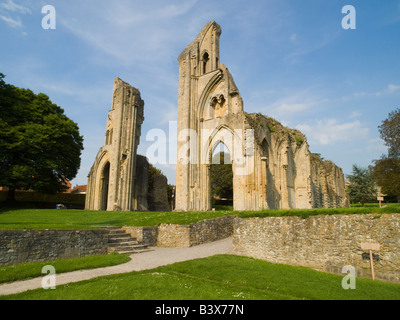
[85,77,145,211]
[246,113,349,209]
[147,174,171,212]
[134,155,149,211]
[175,21,348,211]
[310,154,349,208]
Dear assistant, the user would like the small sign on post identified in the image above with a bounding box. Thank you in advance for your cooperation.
[361,243,380,280]
[377,196,384,208]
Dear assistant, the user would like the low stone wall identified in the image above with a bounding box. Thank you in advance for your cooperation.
[157,215,236,248]
[122,226,158,246]
[0,229,109,266]
[0,216,236,265]
[233,214,400,283]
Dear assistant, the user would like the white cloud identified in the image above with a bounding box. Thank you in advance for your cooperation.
[0,0,31,14]
[0,14,20,27]
[376,84,400,96]
[259,90,325,120]
[289,33,297,42]
[0,0,31,29]
[342,84,400,101]
[58,0,199,66]
[285,31,340,63]
[349,111,361,118]
[387,84,400,94]
[366,138,387,154]
[371,84,400,97]
[295,119,369,146]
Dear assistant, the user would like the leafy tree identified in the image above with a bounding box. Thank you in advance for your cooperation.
[346,164,377,206]
[210,152,233,201]
[0,74,84,201]
[371,108,400,202]
[371,157,400,202]
[378,108,400,158]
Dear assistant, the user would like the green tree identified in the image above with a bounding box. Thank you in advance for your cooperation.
[0,74,84,201]
[371,157,400,202]
[210,152,233,201]
[346,164,377,206]
[371,108,400,202]
[378,108,400,158]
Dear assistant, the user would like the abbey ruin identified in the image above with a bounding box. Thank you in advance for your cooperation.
[85,21,349,212]
[85,78,170,212]
[175,21,349,211]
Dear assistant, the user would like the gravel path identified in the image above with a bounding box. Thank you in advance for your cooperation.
[0,237,233,296]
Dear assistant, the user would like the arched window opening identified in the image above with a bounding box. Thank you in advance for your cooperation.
[100,162,110,211]
[210,142,233,208]
[202,52,210,74]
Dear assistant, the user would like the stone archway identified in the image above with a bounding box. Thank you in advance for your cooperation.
[99,162,110,211]
[175,21,349,212]
[209,141,233,208]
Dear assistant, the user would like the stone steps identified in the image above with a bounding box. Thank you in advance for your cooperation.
[103,227,153,255]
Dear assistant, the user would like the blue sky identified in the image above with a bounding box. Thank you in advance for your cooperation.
[1,0,399,187]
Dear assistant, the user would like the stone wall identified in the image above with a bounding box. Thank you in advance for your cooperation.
[121,226,158,246]
[147,175,171,212]
[0,229,109,266]
[175,21,348,212]
[134,155,149,211]
[233,214,400,283]
[157,215,236,248]
[0,216,235,265]
[157,224,191,248]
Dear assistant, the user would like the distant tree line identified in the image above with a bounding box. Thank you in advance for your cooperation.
[347,108,400,205]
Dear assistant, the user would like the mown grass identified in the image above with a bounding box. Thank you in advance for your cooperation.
[0,203,399,230]
[0,208,234,230]
[0,253,131,284]
[237,203,400,219]
[2,255,400,300]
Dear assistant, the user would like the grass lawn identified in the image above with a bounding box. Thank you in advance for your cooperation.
[0,203,399,230]
[238,203,400,219]
[0,253,131,284]
[0,208,234,230]
[2,255,400,300]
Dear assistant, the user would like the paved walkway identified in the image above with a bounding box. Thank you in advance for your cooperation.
[0,237,233,296]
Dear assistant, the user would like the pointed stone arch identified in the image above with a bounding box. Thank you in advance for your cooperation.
[175,22,349,211]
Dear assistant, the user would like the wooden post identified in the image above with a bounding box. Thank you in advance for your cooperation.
[369,250,375,280]
[377,196,384,208]
[361,243,380,280]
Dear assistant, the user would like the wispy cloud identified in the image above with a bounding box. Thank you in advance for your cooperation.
[253,89,327,121]
[0,0,31,14]
[376,84,400,96]
[58,0,199,66]
[289,33,297,43]
[296,119,369,146]
[0,14,20,27]
[0,0,31,29]
[341,83,400,102]
[285,30,341,64]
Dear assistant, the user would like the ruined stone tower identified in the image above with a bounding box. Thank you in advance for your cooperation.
[85,78,147,211]
[175,21,349,211]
